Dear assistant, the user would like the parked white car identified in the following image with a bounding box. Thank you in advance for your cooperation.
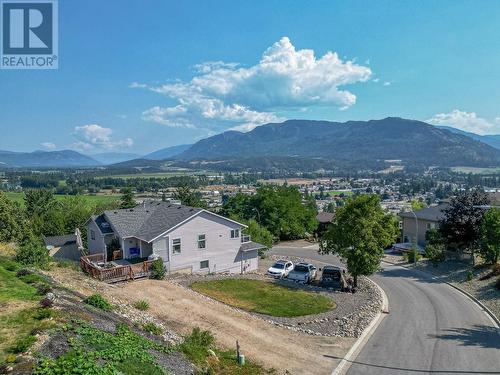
[287,262,317,283]
[267,260,294,278]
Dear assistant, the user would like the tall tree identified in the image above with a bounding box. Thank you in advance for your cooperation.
[0,192,23,242]
[173,183,207,208]
[480,208,500,264]
[320,195,396,286]
[439,190,488,258]
[120,188,136,209]
[24,189,55,216]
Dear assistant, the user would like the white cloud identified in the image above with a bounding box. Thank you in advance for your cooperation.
[383,81,391,86]
[427,109,500,135]
[72,124,133,151]
[40,142,56,150]
[133,37,371,132]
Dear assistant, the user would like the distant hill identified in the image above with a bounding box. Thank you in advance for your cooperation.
[0,150,100,168]
[90,152,142,165]
[143,144,192,160]
[436,126,500,150]
[178,118,500,168]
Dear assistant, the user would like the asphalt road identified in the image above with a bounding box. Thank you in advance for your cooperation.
[269,246,500,375]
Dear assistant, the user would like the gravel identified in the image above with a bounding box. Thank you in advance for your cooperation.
[174,254,382,338]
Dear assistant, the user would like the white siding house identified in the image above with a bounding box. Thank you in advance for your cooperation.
[86,201,264,275]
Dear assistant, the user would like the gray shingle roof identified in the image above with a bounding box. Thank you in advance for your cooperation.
[316,212,334,223]
[43,234,77,247]
[240,241,267,252]
[400,204,448,221]
[102,201,202,242]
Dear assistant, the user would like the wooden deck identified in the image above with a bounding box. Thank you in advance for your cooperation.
[80,253,155,283]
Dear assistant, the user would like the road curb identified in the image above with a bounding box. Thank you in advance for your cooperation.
[331,277,389,375]
[382,259,500,329]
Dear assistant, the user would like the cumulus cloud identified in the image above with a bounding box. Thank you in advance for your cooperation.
[72,124,133,151]
[427,109,500,135]
[134,37,371,132]
[40,142,56,150]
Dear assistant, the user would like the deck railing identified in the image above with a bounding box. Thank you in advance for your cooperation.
[80,253,154,283]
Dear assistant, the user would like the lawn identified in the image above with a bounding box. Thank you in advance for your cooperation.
[191,279,335,317]
[4,192,119,207]
[327,190,353,197]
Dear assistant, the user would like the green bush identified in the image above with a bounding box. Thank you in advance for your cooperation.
[425,243,446,266]
[7,335,37,354]
[16,268,32,277]
[405,250,421,263]
[133,300,150,311]
[15,232,50,268]
[1,258,21,272]
[34,308,54,320]
[180,327,215,364]
[84,294,112,311]
[466,270,474,281]
[143,322,162,335]
[150,258,165,280]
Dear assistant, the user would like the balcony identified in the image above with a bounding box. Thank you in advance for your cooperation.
[241,234,251,243]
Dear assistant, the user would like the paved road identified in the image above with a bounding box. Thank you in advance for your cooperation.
[269,246,500,375]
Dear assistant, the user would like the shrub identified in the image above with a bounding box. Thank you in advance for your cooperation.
[2,258,20,272]
[466,270,474,281]
[7,335,36,354]
[425,243,446,266]
[34,308,54,320]
[15,232,50,268]
[180,327,215,364]
[35,283,52,295]
[84,294,112,311]
[40,297,54,308]
[4,354,17,363]
[16,268,32,277]
[405,250,421,263]
[143,322,162,335]
[150,258,165,280]
[133,300,150,311]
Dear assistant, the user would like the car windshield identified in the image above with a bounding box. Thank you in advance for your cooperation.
[272,263,285,269]
[294,265,309,272]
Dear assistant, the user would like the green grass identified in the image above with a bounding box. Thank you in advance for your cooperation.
[0,262,38,303]
[4,192,119,207]
[327,190,353,197]
[191,279,335,317]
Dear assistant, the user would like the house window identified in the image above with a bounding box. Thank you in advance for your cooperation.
[200,260,209,269]
[198,234,206,249]
[90,230,95,241]
[230,229,240,239]
[172,238,181,254]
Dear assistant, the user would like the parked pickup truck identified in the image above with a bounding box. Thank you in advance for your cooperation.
[320,266,348,291]
[287,262,317,284]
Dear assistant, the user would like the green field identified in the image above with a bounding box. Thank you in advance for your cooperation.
[96,171,210,179]
[451,167,500,174]
[4,192,119,206]
[192,279,335,317]
[327,190,353,197]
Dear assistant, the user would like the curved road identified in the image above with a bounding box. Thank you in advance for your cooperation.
[269,246,500,375]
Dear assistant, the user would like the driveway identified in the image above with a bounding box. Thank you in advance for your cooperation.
[269,245,500,374]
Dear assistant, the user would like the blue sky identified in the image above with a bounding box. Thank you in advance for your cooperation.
[1,0,500,154]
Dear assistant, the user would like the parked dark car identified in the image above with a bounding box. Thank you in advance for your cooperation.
[320,266,348,291]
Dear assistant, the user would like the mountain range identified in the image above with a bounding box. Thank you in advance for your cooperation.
[1,118,499,169]
[176,118,500,168]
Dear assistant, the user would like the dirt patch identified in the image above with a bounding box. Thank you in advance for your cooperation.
[46,268,353,374]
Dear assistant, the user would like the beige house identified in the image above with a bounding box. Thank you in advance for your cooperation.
[399,204,448,247]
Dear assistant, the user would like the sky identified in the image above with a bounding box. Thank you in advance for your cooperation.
[1,0,500,155]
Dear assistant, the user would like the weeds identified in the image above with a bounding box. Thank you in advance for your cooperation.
[83,294,112,311]
[133,300,150,311]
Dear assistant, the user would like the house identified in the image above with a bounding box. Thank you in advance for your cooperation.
[315,211,335,236]
[86,201,265,275]
[43,232,83,261]
[399,204,448,247]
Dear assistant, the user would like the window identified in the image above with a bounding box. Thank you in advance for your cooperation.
[198,234,206,249]
[90,230,95,241]
[230,229,240,239]
[172,238,181,254]
[200,260,209,269]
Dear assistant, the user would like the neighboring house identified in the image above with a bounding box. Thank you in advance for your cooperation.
[43,233,83,261]
[399,204,448,247]
[315,211,335,236]
[86,201,265,274]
